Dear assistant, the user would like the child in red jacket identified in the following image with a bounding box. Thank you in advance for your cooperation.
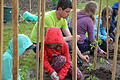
[44,27,82,80]
[44,27,70,80]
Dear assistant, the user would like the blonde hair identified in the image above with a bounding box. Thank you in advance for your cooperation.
[83,1,98,23]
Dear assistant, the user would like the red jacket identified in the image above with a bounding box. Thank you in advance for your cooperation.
[44,27,70,80]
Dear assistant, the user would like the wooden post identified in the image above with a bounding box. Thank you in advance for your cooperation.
[40,0,45,80]
[0,0,4,79]
[93,0,102,69]
[112,1,120,80]
[29,0,32,12]
[72,0,77,80]
[12,0,19,79]
[36,0,41,79]
[106,0,109,59]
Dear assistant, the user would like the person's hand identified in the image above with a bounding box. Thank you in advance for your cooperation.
[77,35,80,41]
[107,37,113,43]
[81,55,90,62]
[50,71,59,80]
[99,49,107,55]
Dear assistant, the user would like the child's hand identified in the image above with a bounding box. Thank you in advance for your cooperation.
[107,37,113,43]
[99,49,107,55]
[81,55,90,62]
[77,35,80,41]
[50,71,59,80]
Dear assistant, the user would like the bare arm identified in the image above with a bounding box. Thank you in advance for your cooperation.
[62,28,72,41]
[62,28,89,62]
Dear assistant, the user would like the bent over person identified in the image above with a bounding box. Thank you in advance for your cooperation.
[44,27,83,80]
[2,34,35,80]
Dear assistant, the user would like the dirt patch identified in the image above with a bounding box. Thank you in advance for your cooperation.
[83,67,112,80]
[109,52,120,61]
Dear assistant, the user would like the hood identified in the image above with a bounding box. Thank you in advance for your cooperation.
[45,27,65,44]
[7,34,33,56]
[112,2,119,9]
[77,12,89,20]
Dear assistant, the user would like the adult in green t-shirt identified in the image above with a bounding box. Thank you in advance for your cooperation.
[31,0,89,67]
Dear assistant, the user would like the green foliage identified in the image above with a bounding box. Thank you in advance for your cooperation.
[19,50,36,80]
[87,63,95,71]
[86,75,100,80]
[99,58,106,63]
[90,38,103,50]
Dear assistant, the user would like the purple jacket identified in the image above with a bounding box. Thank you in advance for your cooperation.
[69,12,101,52]
[76,12,95,44]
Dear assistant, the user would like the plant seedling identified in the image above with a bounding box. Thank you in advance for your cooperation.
[100,58,106,63]
[87,63,95,71]
[86,75,100,80]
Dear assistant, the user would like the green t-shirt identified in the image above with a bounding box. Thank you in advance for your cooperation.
[30,10,68,43]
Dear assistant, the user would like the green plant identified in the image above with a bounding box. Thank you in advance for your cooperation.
[99,58,106,63]
[86,75,100,80]
[87,63,95,71]
[90,38,103,50]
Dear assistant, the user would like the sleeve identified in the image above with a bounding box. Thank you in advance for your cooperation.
[87,19,101,53]
[99,27,107,41]
[44,48,54,74]
[30,22,38,43]
[57,43,70,80]
[87,19,95,42]
[62,19,68,29]
[94,17,107,41]
[2,54,13,80]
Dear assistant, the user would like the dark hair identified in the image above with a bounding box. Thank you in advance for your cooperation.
[56,0,72,10]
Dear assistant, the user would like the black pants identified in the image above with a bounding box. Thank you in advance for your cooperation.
[77,39,94,55]
[67,41,83,67]
[99,40,107,52]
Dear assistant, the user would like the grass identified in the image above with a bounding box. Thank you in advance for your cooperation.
[77,0,118,12]
[3,22,35,52]
[2,0,118,80]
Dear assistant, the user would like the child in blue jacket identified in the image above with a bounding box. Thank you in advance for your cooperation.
[94,7,113,51]
[2,34,35,80]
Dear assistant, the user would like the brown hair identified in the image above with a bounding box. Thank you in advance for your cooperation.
[101,7,113,27]
[83,1,98,23]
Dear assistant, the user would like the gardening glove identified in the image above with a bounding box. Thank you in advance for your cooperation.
[50,71,59,80]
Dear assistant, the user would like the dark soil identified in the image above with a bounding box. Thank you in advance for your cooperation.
[83,67,112,80]
[81,51,120,80]
[109,52,120,61]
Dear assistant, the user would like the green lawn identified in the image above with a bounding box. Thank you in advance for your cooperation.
[2,0,118,80]
[77,0,118,12]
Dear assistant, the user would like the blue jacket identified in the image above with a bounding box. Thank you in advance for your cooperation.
[2,34,33,80]
[112,2,118,25]
[94,16,107,41]
[23,11,38,21]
